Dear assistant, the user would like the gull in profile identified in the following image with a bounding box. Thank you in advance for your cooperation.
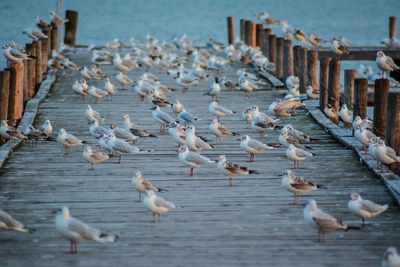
[168,121,186,147]
[324,104,339,123]
[107,133,139,164]
[217,155,258,186]
[2,44,33,64]
[251,119,278,139]
[304,199,359,242]
[22,28,48,40]
[72,80,89,98]
[376,51,400,79]
[238,135,274,162]
[382,247,400,267]
[82,145,109,171]
[115,72,133,90]
[185,125,213,151]
[54,206,118,254]
[113,53,139,74]
[0,120,28,145]
[88,86,108,104]
[209,119,237,144]
[0,208,35,239]
[39,119,53,138]
[331,37,350,60]
[375,139,400,172]
[178,146,215,177]
[104,77,116,100]
[285,144,314,169]
[171,99,184,116]
[306,85,319,101]
[209,102,234,122]
[203,77,221,101]
[132,171,167,202]
[279,130,311,149]
[282,124,312,143]
[57,128,86,155]
[49,11,69,24]
[356,127,377,153]
[339,104,353,128]
[150,105,173,133]
[123,114,157,138]
[143,190,175,223]
[109,123,139,143]
[24,125,53,147]
[281,170,324,204]
[178,108,200,125]
[85,104,105,122]
[348,192,388,227]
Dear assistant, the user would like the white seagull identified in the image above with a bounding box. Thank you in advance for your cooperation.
[0,208,35,239]
[281,170,324,204]
[82,145,109,171]
[132,171,167,202]
[143,190,175,223]
[383,247,400,267]
[217,155,258,186]
[348,192,388,227]
[285,144,314,169]
[376,51,400,79]
[178,146,215,177]
[57,128,85,155]
[238,135,274,162]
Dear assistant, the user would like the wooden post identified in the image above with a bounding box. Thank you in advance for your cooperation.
[276,37,284,80]
[262,28,271,58]
[299,48,308,93]
[0,70,10,145]
[250,22,256,47]
[35,40,43,87]
[23,59,29,103]
[268,35,277,65]
[293,45,301,77]
[256,24,263,48]
[373,79,390,138]
[307,50,319,89]
[343,70,357,108]
[319,57,331,111]
[386,91,400,173]
[25,43,37,98]
[51,22,58,52]
[240,19,246,41]
[7,64,24,123]
[283,39,293,82]
[327,59,341,123]
[64,10,79,46]
[227,16,234,44]
[353,78,368,119]
[42,28,51,74]
[245,21,251,45]
[390,16,396,39]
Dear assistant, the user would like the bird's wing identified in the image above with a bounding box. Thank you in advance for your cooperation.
[291,177,315,190]
[286,135,304,147]
[92,150,108,161]
[154,197,175,209]
[65,134,82,145]
[385,56,400,69]
[156,111,173,123]
[180,112,195,122]
[359,200,386,213]
[313,210,345,230]
[185,152,211,164]
[247,139,267,150]
[295,148,312,157]
[218,125,233,135]
[142,179,157,191]
[225,162,247,173]
[0,210,23,228]
[214,105,231,113]
[386,147,399,161]
[114,140,139,153]
[67,217,100,240]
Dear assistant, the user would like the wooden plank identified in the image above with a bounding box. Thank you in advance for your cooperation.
[257,71,285,88]
[316,47,400,60]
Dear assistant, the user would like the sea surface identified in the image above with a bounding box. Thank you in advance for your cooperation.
[0,0,399,72]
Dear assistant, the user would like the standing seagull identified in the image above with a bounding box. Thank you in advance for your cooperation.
[185,125,213,151]
[178,146,215,177]
[376,51,400,79]
[238,135,274,162]
[281,170,324,204]
[209,119,237,144]
[85,104,105,122]
[0,120,28,145]
[107,133,139,164]
[54,206,118,254]
[0,208,35,239]
[331,37,349,60]
[203,77,221,101]
[150,105,173,133]
[304,199,358,242]
[132,171,167,202]
[82,146,109,171]
[348,192,388,227]
[217,155,258,186]
[382,247,400,267]
[209,102,234,122]
[57,129,86,155]
[143,190,175,223]
[285,144,314,169]
[123,114,157,138]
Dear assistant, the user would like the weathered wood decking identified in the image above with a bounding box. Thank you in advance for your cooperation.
[1,49,400,266]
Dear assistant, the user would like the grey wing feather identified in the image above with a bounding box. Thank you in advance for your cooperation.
[65,134,82,145]
[386,57,400,69]
[68,218,100,240]
[386,147,399,161]
[215,105,231,113]
[154,197,176,209]
[0,211,23,228]
[185,151,211,164]
[157,112,173,123]
[180,112,195,122]
[360,200,386,213]
[295,148,312,157]
[313,211,345,230]
[10,49,26,58]
[114,140,139,153]
[248,139,267,150]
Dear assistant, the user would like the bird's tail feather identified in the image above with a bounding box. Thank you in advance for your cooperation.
[98,233,118,242]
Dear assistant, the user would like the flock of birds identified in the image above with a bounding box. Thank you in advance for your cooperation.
[0,10,399,266]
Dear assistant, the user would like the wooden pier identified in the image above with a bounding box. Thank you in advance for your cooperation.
[0,47,400,266]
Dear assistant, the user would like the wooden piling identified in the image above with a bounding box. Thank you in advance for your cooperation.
[268,35,277,65]
[327,59,341,123]
[343,69,357,108]
[35,40,43,87]
[293,45,301,77]
[227,17,234,44]
[250,22,257,47]
[262,28,271,58]
[283,39,293,82]
[240,19,246,41]
[390,16,396,39]
[64,10,79,46]
[373,79,390,138]
[299,48,308,93]
[353,78,369,119]
[0,70,10,145]
[23,59,29,103]
[51,22,58,52]
[25,43,36,98]
[307,50,319,90]
[276,37,284,80]
[7,64,24,123]
[319,57,331,111]
[386,91,400,173]
[245,21,251,45]
[256,24,263,48]
[42,28,51,74]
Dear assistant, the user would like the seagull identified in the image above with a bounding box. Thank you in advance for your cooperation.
[132,171,167,202]
[82,145,109,171]
[171,99,184,115]
[123,114,157,138]
[109,123,139,143]
[113,53,139,74]
[107,133,139,164]
[185,125,213,151]
[239,79,257,97]
[85,104,105,122]
[35,15,51,30]
[251,119,277,139]
[209,119,237,144]
[383,247,400,267]
[104,77,116,100]
[209,102,234,122]
[376,51,400,79]
[375,139,400,172]
[331,37,349,60]
[168,121,186,147]
[23,125,52,147]
[54,206,118,254]
[279,130,311,149]
[0,120,28,145]
[306,85,319,101]
[217,155,258,186]
[282,124,312,143]
[324,104,339,123]
[57,128,86,155]
[339,104,353,128]
[285,144,314,169]
[88,86,108,104]
[47,58,64,71]
[176,71,198,92]
[178,108,200,125]
[356,127,377,153]
[49,11,69,24]
[38,119,53,137]
[309,34,326,48]
[281,170,324,204]
[348,192,388,227]
[238,135,274,162]
[89,120,107,139]
[178,146,215,177]
[304,199,358,242]
[143,190,175,223]
[0,208,35,239]
[2,44,33,64]
[22,28,48,40]
[72,80,89,98]
[150,105,173,133]
[115,72,133,90]
[203,77,221,101]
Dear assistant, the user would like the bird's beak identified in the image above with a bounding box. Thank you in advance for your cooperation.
[236,138,241,141]
[278,174,283,177]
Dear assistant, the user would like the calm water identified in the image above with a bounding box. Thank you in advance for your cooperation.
[1,0,399,71]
